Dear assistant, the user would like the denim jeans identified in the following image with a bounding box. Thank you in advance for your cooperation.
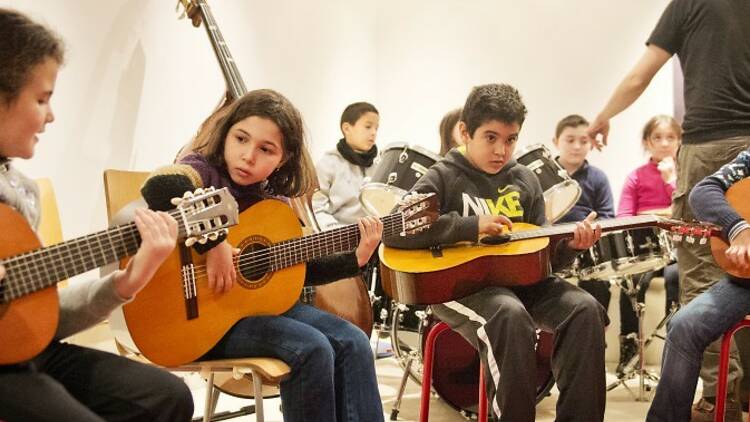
[203,301,384,422]
[647,278,750,421]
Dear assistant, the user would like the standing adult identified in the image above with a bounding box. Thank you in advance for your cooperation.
[588,1,750,419]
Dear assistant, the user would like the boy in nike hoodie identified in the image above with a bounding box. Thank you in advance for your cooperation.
[384,84,608,422]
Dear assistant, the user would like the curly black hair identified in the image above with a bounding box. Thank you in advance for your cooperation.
[461,84,527,137]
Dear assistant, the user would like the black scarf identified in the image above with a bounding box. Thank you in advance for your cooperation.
[337,138,378,168]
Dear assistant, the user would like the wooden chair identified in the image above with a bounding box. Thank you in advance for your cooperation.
[102,169,290,422]
[35,178,64,247]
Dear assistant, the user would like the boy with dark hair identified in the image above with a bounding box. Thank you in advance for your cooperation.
[385,83,607,421]
[313,101,380,229]
[552,114,623,369]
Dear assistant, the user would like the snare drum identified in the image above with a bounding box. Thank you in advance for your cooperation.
[515,144,581,223]
[577,227,673,280]
[360,143,440,216]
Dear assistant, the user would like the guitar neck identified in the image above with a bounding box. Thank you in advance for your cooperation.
[249,213,404,273]
[507,215,666,242]
[197,0,246,99]
[1,209,187,302]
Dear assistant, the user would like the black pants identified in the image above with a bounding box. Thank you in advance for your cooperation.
[432,277,608,422]
[620,262,679,336]
[0,341,193,422]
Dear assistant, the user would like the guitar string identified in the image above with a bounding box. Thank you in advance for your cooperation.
[3,200,231,297]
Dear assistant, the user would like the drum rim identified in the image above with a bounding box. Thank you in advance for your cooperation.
[380,142,442,162]
[577,254,672,280]
[359,183,409,217]
[544,180,582,223]
[515,142,551,158]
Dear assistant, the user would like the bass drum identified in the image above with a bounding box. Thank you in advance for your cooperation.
[391,306,555,416]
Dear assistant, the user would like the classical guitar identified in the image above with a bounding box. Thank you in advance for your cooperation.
[0,187,239,365]
[121,193,438,367]
[380,214,717,305]
[711,178,750,279]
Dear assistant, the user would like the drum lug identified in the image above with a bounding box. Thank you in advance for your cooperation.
[387,172,398,185]
[398,148,409,163]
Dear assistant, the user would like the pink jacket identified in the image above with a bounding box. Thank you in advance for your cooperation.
[617,160,675,217]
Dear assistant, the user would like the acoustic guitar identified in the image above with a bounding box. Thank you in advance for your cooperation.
[711,178,750,279]
[380,214,717,305]
[0,187,238,364]
[121,193,438,367]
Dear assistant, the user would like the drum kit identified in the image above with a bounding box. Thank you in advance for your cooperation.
[358,142,675,418]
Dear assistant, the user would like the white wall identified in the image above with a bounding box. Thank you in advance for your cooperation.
[3,0,673,239]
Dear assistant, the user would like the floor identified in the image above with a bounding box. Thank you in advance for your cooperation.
[69,276,722,421]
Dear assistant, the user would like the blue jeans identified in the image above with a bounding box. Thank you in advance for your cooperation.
[647,278,750,421]
[202,301,383,422]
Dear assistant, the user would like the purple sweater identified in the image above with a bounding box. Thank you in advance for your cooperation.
[617,160,675,217]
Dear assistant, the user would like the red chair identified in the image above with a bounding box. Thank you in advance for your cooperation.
[715,316,750,422]
[420,322,489,422]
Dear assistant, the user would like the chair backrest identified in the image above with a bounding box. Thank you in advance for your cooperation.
[103,169,150,218]
[101,169,150,355]
[35,178,64,247]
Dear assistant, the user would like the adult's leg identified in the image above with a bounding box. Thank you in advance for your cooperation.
[647,278,750,422]
[673,138,750,396]
[523,277,608,422]
[433,286,537,422]
[37,342,193,422]
[663,263,680,315]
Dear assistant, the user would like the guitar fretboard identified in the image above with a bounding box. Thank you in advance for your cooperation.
[508,215,665,242]
[0,209,186,302]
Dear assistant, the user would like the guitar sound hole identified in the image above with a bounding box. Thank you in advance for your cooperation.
[239,243,270,282]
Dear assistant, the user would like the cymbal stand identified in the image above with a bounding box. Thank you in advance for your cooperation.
[605,274,666,401]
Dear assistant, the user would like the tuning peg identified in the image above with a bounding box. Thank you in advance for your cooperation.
[185,237,197,247]
[170,197,183,206]
[205,187,215,192]
[198,236,208,244]
[699,237,707,245]
[183,191,194,199]
[208,232,219,241]
[686,235,695,244]
[194,188,205,195]
[672,234,683,242]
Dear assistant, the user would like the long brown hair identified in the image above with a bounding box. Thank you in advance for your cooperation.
[439,108,462,156]
[0,8,64,105]
[193,89,315,197]
[641,114,682,151]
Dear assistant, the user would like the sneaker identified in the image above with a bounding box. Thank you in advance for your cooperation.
[690,397,742,422]
[616,334,638,377]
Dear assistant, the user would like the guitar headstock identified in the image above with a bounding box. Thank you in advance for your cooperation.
[170,187,239,246]
[654,217,722,245]
[176,0,204,27]
[397,193,439,236]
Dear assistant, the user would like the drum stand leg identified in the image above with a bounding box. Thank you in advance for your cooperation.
[605,275,670,401]
[390,352,417,420]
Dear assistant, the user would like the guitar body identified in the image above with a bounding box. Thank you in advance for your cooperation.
[309,276,373,334]
[380,222,551,305]
[0,204,59,365]
[122,199,305,367]
[711,178,750,279]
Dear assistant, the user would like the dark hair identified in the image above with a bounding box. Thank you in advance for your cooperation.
[193,89,315,197]
[461,84,527,137]
[554,114,589,139]
[340,102,378,134]
[439,108,462,156]
[0,8,64,104]
[641,114,682,149]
